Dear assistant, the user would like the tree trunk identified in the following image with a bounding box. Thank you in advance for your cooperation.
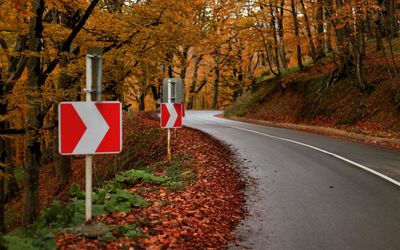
[356,53,366,89]
[0,126,5,250]
[376,11,384,51]
[187,55,202,110]
[277,0,288,69]
[179,46,189,81]
[385,0,397,38]
[364,13,374,39]
[316,0,325,58]
[0,160,4,250]
[300,0,317,61]
[52,56,71,191]
[5,139,19,203]
[324,0,349,60]
[322,0,335,53]
[23,0,45,226]
[151,83,160,109]
[212,65,219,110]
[0,41,7,250]
[325,20,333,53]
[355,16,367,89]
[270,5,281,72]
[139,92,145,111]
[52,108,71,191]
[335,0,352,67]
[168,63,173,78]
[291,0,304,70]
[179,46,189,106]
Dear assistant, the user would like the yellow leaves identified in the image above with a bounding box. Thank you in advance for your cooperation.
[46,0,88,11]
[0,1,30,34]
[0,172,11,179]
[43,23,71,45]
[0,114,10,123]
[0,163,11,179]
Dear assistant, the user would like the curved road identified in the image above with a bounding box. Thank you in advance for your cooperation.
[184,111,400,250]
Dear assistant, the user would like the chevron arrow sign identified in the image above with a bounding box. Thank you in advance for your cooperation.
[58,101,122,155]
[161,103,183,128]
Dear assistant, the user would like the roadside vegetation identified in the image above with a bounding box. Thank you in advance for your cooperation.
[225,40,400,141]
[4,113,244,249]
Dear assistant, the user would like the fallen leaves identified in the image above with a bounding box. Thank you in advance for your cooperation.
[56,113,245,249]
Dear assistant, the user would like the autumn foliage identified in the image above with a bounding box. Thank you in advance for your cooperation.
[1,0,400,248]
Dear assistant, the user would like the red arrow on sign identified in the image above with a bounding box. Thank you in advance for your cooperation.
[161,103,182,128]
[58,102,122,155]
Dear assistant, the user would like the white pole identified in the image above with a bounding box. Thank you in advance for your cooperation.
[85,54,93,222]
[167,79,172,161]
[85,155,92,222]
[167,128,171,161]
[96,55,102,102]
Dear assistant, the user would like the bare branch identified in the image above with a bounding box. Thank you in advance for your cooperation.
[41,0,100,81]
[0,128,26,135]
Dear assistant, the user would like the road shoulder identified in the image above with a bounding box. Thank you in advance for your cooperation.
[221,115,400,150]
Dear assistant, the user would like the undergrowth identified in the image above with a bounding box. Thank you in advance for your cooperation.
[3,156,195,250]
[224,79,278,117]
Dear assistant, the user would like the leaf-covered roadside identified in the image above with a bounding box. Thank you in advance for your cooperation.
[4,112,165,230]
[56,126,245,249]
[4,113,245,249]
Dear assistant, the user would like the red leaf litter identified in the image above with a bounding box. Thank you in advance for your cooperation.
[56,113,245,249]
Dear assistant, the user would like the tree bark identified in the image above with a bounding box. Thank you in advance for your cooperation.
[384,0,397,38]
[376,11,384,51]
[52,114,71,190]
[0,104,5,250]
[23,0,45,226]
[316,0,325,58]
[212,64,220,110]
[325,17,333,53]
[300,0,317,61]
[355,15,367,89]
[277,0,288,69]
[138,92,145,111]
[5,139,19,203]
[151,83,160,109]
[364,13,374,39]
[51,56,72,191]
[269,5,281,72]
[0,41,7,250]
[0,150,4,250]
[290,0,304,70]
[187,55,202,110]
[179,46,189,81]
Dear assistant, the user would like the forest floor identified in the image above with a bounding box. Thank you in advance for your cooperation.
[4,112,245,249]
[225,42,400,150]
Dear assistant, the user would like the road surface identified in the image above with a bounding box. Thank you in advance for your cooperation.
[184,111,400,250]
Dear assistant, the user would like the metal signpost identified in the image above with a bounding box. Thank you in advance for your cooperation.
[161,78,184,161]
[162,78,184,104]
[58,48,122,223]
[85,48,102,222]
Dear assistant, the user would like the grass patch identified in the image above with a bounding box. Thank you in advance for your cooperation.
[224,79,278,117]
[94,127,162,188]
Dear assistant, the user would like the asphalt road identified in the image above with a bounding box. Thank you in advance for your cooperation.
[183,110,400,250]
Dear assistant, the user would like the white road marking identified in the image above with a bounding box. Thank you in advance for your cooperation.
[73,103,109,154]
[231,126,400,188]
